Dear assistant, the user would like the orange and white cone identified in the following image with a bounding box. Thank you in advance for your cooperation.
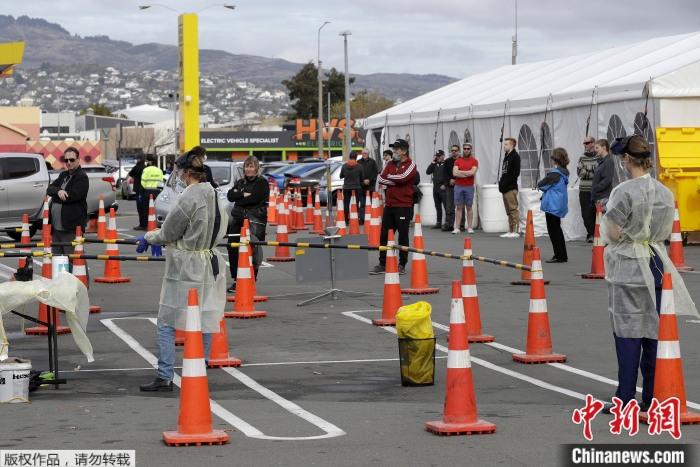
[639,273,700,424]
[230,221,267,303]
[147,195,157,232]
[402,214,439,295]
[368,192,381,247]
[94,208,131,283]
[267,198,294,262]
[461,238,494,343]
[268,184,278,226]
[363,191,372,235]
[305,188,314,225]
[73,226,101,314]
[17,213,31,269]
[162,288,230,446]
[581,204,605,279]
[335,190,347,236]
[293,188,307,231]
[348,190,361,235]
[669,201,693,272]
[208,319,242,368]
[372,230,402,326]
[425,280,496,436]
[311,190,325,235]
[512,247,566,364]
[25,224,71,335]
[175,329,186,347]
[511,210,548,285]
[96,196,107,240]
[226,234,267,319]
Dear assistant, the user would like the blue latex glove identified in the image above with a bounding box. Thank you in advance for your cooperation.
[151,244,163,257]
[136,235,149,254]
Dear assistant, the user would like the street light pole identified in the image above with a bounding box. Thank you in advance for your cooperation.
[339,30,352,160]
[512,0,518,65]
[317,21,330,160]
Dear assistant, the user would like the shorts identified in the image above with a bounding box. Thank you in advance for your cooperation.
[454,185,475,207]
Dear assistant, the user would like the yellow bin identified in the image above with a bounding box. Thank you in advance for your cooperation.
[656,127,700,233]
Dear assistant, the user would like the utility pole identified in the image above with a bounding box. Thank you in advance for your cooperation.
[339,30,352,159]
[512,0,518,65]
[317,21,330,160]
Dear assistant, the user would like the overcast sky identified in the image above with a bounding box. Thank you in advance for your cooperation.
[4,0,700,77]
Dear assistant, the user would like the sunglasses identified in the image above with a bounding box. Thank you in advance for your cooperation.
[64,158,77,163]
[583,141,594,145]
[463,147,471,150]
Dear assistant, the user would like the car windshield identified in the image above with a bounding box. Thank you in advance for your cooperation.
[283,163,324,176]
[210,166,231,186]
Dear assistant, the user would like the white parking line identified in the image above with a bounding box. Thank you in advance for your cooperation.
[101,317,345,441]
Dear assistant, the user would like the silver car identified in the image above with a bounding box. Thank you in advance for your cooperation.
[155,161,243,225]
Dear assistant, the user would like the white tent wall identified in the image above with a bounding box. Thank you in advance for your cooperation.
[659,98,700,126]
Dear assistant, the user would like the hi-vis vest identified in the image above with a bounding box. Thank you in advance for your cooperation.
[141,165,164,189]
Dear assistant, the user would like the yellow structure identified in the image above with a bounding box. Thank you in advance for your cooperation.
[0,41,25,77]
[657,127,700,232]
[178,13,200,153]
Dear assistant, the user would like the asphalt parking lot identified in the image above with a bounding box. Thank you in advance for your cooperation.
[1,202,699,466]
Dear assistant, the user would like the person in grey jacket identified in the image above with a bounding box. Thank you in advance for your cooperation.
[577,137,598,241]
[340,152,365,218]
[591,138,615,208]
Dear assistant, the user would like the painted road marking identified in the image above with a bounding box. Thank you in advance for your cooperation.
[102,317,345,441]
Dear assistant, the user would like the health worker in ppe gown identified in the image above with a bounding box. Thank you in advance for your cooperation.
[139,150,229,392]
[600,135,698,413]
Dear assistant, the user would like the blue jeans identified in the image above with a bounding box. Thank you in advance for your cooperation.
[157,323,212,381]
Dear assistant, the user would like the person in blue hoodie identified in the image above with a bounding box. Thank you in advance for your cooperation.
[538,148,570,263]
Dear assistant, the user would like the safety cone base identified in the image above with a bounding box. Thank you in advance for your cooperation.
[89,305,102,314]
[207,356,242,368]
[226,295,268,303]
[25,326,71,336]
[468,334,495,343]
[511,279,550,286]
[266,256,295,262]
[639,411,700,425]
[400,287,440,295]
[425,419,496,436]
[225,310,267,319]
[512,352,566,364]
[580,272,605,280]
[675,265,695,273]
[372,318,396,327]
[94,276,131,284]
[175,340,185,347]
[162,430,230,447]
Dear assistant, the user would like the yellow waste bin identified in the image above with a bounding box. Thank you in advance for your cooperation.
[657,127,700,233]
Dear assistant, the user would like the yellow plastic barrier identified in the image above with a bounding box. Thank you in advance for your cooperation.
[657,127,700,232]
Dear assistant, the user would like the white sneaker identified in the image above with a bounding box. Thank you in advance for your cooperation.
[467,228,475,234]
[499,232,511,238]
[509,232,520,238]
[451,228,460,234]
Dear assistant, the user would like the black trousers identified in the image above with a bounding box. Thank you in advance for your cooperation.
[136,189,148,228]
[358,188,372,225]
[545,212,567,261]
[579,190,596,237]
[227,218,267,281]
[432,188,446,225]
[378,206,413,267]
[342,189,362,225]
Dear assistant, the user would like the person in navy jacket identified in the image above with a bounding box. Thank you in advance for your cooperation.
[538,148,570,263]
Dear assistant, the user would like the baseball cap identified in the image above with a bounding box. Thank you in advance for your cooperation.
[435,149,445,157]
[611,135,651,158]
[389,138,409,150]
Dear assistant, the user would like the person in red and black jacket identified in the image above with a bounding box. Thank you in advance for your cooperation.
[370,138,417,275]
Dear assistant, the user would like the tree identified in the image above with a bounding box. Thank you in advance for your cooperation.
[330,90,394,119]
[282,62,355,119]
[80,104,113,117]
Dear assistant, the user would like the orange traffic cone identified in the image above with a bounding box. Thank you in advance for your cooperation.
[94,208,131,283]
[73,226,101,314]
[293,188,307,231]
[581,204,605,279]
[368,192,381,247]
[240,221,267,303]
[17,213,31,269]
[305,188,314,225]
[363,191,372,235]
[669,201,693,272]
[208,319,242,368]
[372,230,402,326]
[175,329,186,346]
[268,184,278,226]
[348,190,361,235]
[639,273,700,424]
[513,247,566,364]
[267,198,295,262]
[461,238,494,343]
[96,196,107,240]
[147,195,157,232]
[511,210,549,285]
[284,191,295,233]
[425,280,496,436]
[335,190,347,236]
[162,288,230,446]
[402,214,439,295]
[311,190,325,234]
[25,224,71,335]
[226,234,267,319]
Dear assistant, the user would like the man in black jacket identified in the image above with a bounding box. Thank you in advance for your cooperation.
[226,156,269,292]
[47,147,89,256]
[357,148,378,225]
[498,138,521,238]
[340,152,365,222]
[127,154,147,230]
[426,150,446,228]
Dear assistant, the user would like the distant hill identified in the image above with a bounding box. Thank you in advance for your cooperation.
[0,15,456,101]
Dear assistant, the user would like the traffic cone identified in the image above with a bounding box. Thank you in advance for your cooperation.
[669,201,693,272]
[293,188,307,231]
[175,329,186,346]
[368,192,381,247]
[147,195,157,232]
[402,214,439,295]
[283,191,295,233]
[581,204,605,279]
[511,210,549,285]
[335,190,347,236]
[425,280,496,436]
[363,191,372,236]
[311,190,325,235]
[226,234,267,319]
[512,247,566,364]
[305,188,314,225]
[268,184,278,226]
[242,221,267,303]
[461,238,494,343]
[94,208,131,283]
[72,226,101,314]
[162,288,230,446]
[96,196,107,241]
[208,318,242,368]
[372,230,402,327]
[639,273,700,424]
[17,213,31,269]
[267,198,295,262]
[25,224,71,335]
[348,191,361,235]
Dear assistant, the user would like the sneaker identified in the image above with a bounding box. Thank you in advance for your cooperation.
[398,264,406,275]
[369,264,385,275]
[441,226,452,232]
[451,228,460,234]
[499,232,512,238]
[431,224,442,229]
[467,228,475,234]
[133,226,146,231]
[226,283,236,294]
[139,377,173,392]
[509,232,520,238]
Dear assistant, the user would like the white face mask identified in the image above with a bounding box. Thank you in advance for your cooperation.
[174,170,187,194]
[392,153,401,161]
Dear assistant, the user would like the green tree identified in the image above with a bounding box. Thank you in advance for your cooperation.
[79,104,113,116]
[330,90,394,119]
[282,62,355,119]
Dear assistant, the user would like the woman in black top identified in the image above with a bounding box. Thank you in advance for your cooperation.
[226,156,270,291]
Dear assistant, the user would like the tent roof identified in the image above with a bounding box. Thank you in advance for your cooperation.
[366,31,700,128]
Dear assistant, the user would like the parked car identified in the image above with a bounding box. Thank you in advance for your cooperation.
[285,162,340,206]
[261,161,292,177]
[103,158,137,199]
[319,163,344,206]
[0,153,118,240]
[266,162,327,191]
[154,161,243,226]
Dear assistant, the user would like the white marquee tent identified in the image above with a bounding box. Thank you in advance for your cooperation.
[364,31,700,239]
